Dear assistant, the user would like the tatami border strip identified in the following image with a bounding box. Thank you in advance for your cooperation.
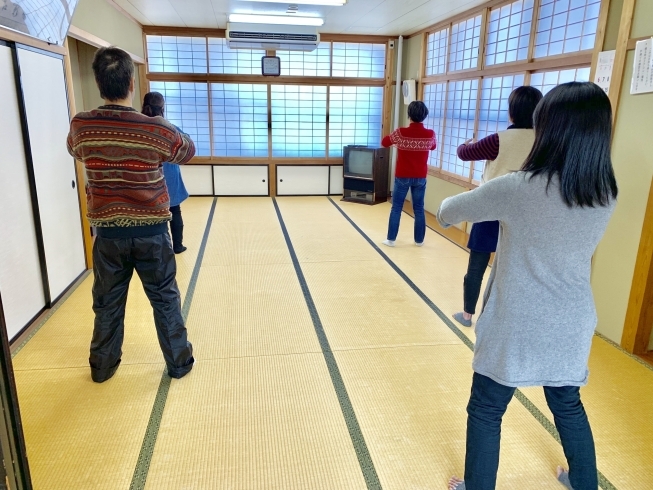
[329,197,617,490]
[273,198,382,490]
[129,197,217,490]
[12,270,92,359]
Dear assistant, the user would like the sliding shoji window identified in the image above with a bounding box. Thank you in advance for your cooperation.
[534,0,601,57]
[529,66,590,93]
[211,83,269,157]
[331,43,386,78]
[449,15,483,71]
[146,36,207,73]
[442,79,479,177]
[271,85,327,157]
[208,38,266,74]
[486,0,534,66]
[423,83,447,168]
[426,28,449,75]
[278,43,331,76]
[149,81,211,156]
[328,86,384,157]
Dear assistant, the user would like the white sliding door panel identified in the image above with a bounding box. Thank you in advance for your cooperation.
[277,166,329,195]
[179,165,213,195]
[0,45,46,339]
[213,166,268,196]
[329,166,344,195]
[18,48,85,300]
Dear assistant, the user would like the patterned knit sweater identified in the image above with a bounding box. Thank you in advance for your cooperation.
[381,122,437,178]
[67,105,195,228]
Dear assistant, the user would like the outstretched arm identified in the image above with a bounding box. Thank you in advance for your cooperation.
[457,133,499,162]
[437,174,516,228]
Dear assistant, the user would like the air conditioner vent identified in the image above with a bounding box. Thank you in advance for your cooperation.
[228,31,318,42]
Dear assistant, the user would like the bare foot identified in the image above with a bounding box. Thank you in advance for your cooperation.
[448,476,465,490]
[462,312,472,321]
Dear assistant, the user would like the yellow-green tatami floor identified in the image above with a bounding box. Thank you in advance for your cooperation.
[11,197,653,489]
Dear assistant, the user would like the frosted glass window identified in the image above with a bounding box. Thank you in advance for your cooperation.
[475,74,525,181]
[328,86,383,157]
[208,38,266,74]
[149,81,211,157]
[211,84,269,157]
[423,83,447,168]
[449,15,482,71]
[278,43,331,76]
[271,85,327,157]
[529,66,590,94]
[485,0,534,66]
[146,36,207,73]
[331,43,386,78]
[534,0,601,58]
[426,28,449,76]
[442,79,479,178]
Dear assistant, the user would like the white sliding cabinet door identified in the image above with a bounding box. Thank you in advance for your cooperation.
[0,45,46,339]
[17,47,85,301]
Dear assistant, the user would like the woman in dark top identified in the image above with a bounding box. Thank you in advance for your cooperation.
[142,92,190,254]
[452,86,542,328]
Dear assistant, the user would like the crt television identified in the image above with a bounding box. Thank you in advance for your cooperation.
[343,146,382,179]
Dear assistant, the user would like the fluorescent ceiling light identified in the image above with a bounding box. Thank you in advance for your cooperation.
[229,14,324,26]
[239,0,346,5]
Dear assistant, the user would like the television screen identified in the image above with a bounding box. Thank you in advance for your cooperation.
[0,0,79,46]
[347,150,374,177]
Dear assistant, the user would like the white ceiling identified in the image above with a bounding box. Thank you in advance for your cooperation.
[112,0,488,36]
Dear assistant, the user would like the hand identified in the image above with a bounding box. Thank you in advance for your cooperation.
[463,138,475,145]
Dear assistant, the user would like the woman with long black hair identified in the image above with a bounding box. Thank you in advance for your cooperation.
[142,92,189,253]
[438,82,618,490]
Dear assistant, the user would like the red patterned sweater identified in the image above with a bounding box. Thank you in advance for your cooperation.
[381,122,437,178]
[67,105,195,229]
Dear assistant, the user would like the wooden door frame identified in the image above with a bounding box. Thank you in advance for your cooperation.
[622,176,653,354]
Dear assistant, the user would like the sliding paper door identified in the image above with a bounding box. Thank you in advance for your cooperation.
[0,44,46,339]
[17,47,85,301]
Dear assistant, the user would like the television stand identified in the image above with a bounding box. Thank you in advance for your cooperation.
[341,147,390,205]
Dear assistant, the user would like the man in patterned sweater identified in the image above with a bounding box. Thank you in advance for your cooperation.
[67,47,196,383]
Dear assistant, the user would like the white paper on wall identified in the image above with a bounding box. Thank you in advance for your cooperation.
[594,50,615,94]
[631,38,653,95]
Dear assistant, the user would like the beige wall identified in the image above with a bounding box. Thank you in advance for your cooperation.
[592,0,653,344]
[71,0,144,59]
[630,0,653,38]
[593,52,653,343]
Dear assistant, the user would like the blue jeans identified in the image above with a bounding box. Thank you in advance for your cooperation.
[465,373,597,490]
[387,177,427,243]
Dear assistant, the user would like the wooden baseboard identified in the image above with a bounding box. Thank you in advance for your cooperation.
[401,199,470,250]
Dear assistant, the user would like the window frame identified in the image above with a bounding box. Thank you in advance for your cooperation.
[418,0,602,188]
[143,29,394,165]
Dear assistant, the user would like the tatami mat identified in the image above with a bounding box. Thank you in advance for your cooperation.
[146,197,365,489]
[145,355,366,490]
[336,345,566,489]
[9,195,653,490]
[15,363,163,490]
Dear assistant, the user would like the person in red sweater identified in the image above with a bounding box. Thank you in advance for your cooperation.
[381,101,437,247]
[67,47,196,383]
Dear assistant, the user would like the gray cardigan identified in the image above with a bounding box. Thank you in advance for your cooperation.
[437,172,615,387]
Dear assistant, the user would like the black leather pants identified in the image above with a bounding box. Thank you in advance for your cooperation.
[90,233,194,382]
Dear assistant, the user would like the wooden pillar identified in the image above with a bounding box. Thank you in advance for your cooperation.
[63,38,93,270]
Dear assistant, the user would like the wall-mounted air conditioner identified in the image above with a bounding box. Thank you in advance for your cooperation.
[226,23,320,51]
